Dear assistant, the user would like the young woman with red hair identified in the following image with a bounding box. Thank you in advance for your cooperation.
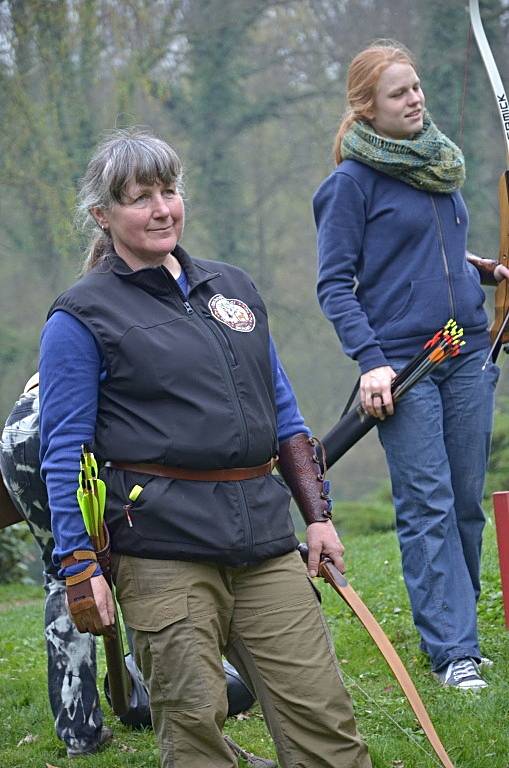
[314,41,508,690]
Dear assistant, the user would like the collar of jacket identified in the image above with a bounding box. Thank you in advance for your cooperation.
[101,243,221,297]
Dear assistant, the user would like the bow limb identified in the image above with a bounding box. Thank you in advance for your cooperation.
[469,0,509,359]
[319,561,456,768]
[469,0,509,162]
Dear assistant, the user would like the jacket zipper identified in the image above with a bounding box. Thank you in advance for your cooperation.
[430,196,455,317]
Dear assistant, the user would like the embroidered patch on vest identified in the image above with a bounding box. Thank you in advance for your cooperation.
[208,294,256,333]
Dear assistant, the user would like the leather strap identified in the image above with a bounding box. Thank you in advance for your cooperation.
[105,458,277,481]
[62,549,98,569]
[65,562,98,586]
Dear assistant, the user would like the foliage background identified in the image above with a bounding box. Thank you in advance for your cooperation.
[0,2,509,765]
[1,0,509,501]
[1,525,508,767]
[0,1,508,556]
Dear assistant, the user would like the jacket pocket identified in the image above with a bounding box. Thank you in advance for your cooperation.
[242,474,294,546]
[379,277,451,340]
[103,467,248,556]
[452,273,488,329]
[121,590,188,632]
[378,273,486,341]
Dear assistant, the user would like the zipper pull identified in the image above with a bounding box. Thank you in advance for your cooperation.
[123,484,144,527]
[183,300,193,314]
[123,503,133,527]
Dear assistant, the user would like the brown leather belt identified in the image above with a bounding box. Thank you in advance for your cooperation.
[104,458,278,481]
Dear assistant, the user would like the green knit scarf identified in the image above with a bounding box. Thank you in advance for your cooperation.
[341,112,465,193]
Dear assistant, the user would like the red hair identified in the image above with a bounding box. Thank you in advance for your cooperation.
[333,41,417,164]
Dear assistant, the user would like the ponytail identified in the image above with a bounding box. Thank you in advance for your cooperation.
[333,111,357,165]
[80,232,111,275]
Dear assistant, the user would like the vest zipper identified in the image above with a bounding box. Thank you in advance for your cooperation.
[236,481,254,558]
[430,196,455,317]
[204,315,238,366]
[196,313,249,457]
[173,283,250,460]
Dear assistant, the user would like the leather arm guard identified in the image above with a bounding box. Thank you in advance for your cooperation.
[277,433,332,524]
[466,253,499,285]
[64,550,115,637]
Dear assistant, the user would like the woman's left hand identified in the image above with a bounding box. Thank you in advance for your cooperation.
[360,366,397,419]
[306,520,345,578]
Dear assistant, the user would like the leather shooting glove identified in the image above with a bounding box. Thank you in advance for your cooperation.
[64,550,116,638]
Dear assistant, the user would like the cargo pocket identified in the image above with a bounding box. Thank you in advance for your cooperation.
[121,590,209,710]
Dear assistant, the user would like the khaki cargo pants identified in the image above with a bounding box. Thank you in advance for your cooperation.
[112,550,371,768]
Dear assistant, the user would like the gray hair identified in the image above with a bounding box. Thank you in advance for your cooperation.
[77,128,184,273]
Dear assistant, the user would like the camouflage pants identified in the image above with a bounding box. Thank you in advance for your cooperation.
[0,390,104,754]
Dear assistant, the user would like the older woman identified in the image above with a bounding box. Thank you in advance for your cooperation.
[314,42,507,691]
[39,130,371,768]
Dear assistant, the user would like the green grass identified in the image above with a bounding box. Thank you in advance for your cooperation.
[0,519,508,768]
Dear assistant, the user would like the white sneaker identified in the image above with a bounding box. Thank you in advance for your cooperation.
[434,658,488,690]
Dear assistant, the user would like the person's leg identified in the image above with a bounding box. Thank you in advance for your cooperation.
[441,350,498,601]
[0,391,108,754]
[118,577,274,766]
[44,572,106,754]
[377,362,480,672]
[227,551,371,768]
[112,554,238,768]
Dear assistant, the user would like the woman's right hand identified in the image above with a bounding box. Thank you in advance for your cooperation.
[360,366,397,419]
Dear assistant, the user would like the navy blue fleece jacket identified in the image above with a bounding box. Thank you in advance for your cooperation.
[313,160,490,373]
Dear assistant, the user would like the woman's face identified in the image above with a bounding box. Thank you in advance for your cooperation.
[368,62,424,140]
[94,179,185,269]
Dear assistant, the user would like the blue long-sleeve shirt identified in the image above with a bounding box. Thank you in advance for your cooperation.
[40,272,308,576]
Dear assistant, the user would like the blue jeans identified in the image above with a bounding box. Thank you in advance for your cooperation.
[377,348,498,672]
